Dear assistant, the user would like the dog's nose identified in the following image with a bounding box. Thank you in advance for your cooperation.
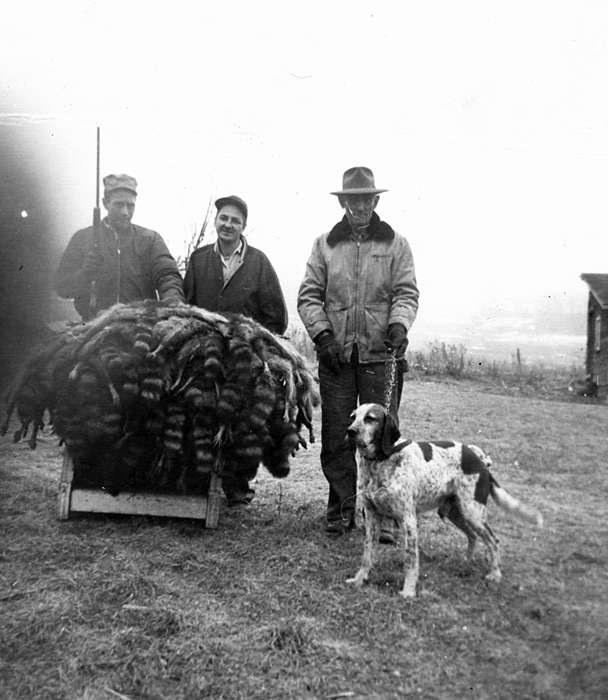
[346,427,356,437]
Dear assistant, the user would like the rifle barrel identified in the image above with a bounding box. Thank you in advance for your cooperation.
[95,126,100,208]
[89,127,102,319]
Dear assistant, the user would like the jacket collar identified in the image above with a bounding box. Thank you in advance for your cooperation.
[326,212,395,248]
[102,218,134,239]
[214,235,246,260]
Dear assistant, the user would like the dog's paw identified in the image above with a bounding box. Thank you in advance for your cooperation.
[399,586,417,599]
[484,569,502,584]
[346,574,367,587]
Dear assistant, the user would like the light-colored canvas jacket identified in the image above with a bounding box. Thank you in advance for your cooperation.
[297,214,419,364]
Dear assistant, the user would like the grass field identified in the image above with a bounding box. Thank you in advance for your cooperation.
[1,377,607,699]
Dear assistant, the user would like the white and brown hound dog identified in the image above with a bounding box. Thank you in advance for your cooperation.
[345,403,543,598]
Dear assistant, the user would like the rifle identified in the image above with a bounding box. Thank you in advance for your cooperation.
[87,126,101,319]
[179,196,214,274]
[193,195,214,253]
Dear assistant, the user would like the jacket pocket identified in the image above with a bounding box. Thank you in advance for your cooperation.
[326,304,349,349]
[364,304,389,352]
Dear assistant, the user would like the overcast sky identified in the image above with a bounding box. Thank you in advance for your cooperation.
[2,1,608,339]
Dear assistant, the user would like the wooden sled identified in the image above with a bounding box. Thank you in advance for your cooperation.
[57,449,222,528]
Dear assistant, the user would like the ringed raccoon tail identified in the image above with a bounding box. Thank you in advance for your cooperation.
[490,479,543,528]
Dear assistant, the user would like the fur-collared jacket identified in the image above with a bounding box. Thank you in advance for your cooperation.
[297,212,419,363]
[184,238,288,335]
[55,220,184,319]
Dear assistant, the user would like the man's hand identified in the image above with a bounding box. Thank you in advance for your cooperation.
[384,323,408,354]
[82,249,103,281]
[315,330,341,375]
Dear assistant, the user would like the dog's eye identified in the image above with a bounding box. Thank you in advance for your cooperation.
[364,415,378,423]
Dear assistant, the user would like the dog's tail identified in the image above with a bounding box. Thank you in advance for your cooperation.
[490,478,543,528]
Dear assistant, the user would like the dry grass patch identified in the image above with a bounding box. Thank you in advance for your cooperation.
[1,379,607,699]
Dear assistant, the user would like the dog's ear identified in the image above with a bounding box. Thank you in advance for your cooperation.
[380,411,401,458]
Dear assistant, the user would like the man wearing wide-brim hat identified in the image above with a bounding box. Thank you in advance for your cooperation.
[298,166,419,539]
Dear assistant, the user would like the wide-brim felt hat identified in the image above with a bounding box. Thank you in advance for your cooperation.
[330,166,388,195]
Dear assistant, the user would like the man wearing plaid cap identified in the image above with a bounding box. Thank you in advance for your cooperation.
[55,173,184,318]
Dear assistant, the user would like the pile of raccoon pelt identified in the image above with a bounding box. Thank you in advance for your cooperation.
[2,300,320,495]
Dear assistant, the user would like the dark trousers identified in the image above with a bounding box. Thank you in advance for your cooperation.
[318,351,404,524]
[222,473,251,500]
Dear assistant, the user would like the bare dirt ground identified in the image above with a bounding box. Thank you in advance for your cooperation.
[1,377,607,699]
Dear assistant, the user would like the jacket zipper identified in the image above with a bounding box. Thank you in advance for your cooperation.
[116,243,121,304]
[354,240,361,347]
[110,226,121,305]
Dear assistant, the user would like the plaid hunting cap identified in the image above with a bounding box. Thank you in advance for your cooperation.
[103,173,138,196]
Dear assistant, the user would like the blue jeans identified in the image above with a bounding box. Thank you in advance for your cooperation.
[318,350,404,524]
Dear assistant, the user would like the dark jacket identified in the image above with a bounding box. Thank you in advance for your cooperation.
[298,213,419,363]
[55,220,184,318]
[184,239,288,334]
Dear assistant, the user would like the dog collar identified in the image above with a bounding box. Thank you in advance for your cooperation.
[376,439,412,461]
[390,439,412,454]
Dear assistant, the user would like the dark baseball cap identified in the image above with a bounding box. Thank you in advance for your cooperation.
[215,195,248,222]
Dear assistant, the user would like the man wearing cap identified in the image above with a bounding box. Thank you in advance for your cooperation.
[298,167,419,538]
[184,194,288,505]
[55,174,184,318]
[184,195,287,334]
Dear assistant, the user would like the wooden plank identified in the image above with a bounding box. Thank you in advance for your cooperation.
[205,471,222,528]
[57,449,74,520]
[57,449,223,525]
[69,488,211,520]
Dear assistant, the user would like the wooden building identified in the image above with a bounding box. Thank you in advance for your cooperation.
[580,273,608,397]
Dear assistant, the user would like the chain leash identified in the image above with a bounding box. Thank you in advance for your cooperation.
[383,348,398,410]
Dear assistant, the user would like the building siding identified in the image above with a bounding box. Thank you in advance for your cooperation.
[586,293,608,396]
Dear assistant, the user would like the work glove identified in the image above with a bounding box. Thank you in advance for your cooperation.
[384,323,408,355]
[82,248,104,281]
[315,330,341,376]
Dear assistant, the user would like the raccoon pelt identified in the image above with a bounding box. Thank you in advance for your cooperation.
[6,300,320,498]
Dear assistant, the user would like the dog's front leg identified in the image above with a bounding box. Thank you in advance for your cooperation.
[400,511,419,598]
[354,465,368,530]
[346,504,379,587]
